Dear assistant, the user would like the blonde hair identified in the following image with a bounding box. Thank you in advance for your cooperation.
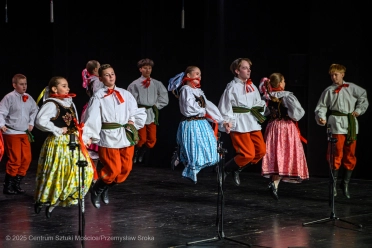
[329,64,346,74]
[264,73,284,103]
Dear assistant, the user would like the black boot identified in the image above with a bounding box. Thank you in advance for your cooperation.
[341,169,353,199]
[133,148,139,164]
[3,173,17,195]
[138,146,147,163]
[223,159,240,186]
[91,178,108,209]
[330,169,338,197]
[101,182,116,205]
[268,181,279,200]
[13,175,25,194]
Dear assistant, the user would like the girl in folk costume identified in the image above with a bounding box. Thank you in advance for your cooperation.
[259,73,309,200]
[34,76,96,218]
[168,66,226,183]
[81,60,104,176]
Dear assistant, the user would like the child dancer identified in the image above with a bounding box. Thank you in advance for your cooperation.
[127,58,169,164]
[82,64,146,209]
[168,66,226,183]
[259,73,309,200]
[218,58,266,186]
[0,74,38,194]
[81,60,104,178]
[34,76,95,218]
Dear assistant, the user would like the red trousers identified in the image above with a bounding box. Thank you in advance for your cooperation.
[98,146,134,184]
[230,131,266,167]
[3,134,32,176]
[136,122,157,149]
[327,134,357,170]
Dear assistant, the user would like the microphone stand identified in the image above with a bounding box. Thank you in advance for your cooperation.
[186,133,261,247]
[69,133,88,248]
[302,126,362,228]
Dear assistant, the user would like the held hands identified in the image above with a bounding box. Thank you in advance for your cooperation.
[1,126,7,132]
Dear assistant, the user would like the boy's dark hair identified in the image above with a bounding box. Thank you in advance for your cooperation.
[98,64,113,77]
[137,58,154,68]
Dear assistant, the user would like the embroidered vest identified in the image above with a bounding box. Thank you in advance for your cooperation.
[267,98,290,121]
[44,100,77,132]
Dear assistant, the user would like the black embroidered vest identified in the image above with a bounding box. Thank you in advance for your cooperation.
[44,100,77,132]
[267,98,290,121]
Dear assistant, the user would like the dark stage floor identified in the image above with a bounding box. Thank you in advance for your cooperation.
[1,161,372,248]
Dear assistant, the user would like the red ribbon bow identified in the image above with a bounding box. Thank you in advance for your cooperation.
[245,79,255,92]
[142,78,151,88]
[22,95,28,102]
[104,88,125,103]
[334,84,349,93]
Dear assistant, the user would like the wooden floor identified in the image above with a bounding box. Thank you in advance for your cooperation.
[1,160,372,248]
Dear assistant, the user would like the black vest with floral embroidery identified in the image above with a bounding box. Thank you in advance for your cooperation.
[44,100,77,131]
[267,98,290,121]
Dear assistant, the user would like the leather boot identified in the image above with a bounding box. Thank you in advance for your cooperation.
[3,173,17,195]
[330,169,338,197]
[13,175,25,194]
[138,146,147,163]
[101,182,116,205]
[268,181,279,200]
[91,178,108,209]
[341,169,352,199]
[223,158,240,186]
[133,148,139,164]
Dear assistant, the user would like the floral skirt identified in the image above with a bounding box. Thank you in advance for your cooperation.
[261,119,309,182]
[34,133,94,207]
[177,119,219,183]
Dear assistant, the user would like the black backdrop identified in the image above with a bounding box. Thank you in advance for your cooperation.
[1,1,370,179]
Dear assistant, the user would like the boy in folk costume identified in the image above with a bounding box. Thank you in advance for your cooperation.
[83,64,146,209]
[0,74,38,194]
[315,64,369,198]
[127,58,169,164]
[218,58,266,186]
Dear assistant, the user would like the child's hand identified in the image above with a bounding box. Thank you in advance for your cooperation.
[86,138,92,147]
[223,122,232,134]
[128,120,134,125]
[28,125,33,131]
[319,118,326,125]
[1,126,7,132]
[61,127,68,134]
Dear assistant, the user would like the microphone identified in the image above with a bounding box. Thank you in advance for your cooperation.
[69,133,77,152]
